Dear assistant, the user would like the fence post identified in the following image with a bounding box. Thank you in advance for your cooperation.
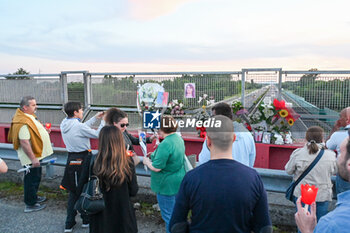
[277,69,282,100]
[83,72,91,110]
[60,72,68,106]
[241,69,246,108]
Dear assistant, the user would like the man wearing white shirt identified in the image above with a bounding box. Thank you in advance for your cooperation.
[198,103,256,167]
[326,106,350,194]
[326,107,350,154]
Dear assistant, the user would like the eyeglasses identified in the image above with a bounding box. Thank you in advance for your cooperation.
[120,123,129,128]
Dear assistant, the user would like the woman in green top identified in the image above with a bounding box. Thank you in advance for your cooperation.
[143,116,186,233]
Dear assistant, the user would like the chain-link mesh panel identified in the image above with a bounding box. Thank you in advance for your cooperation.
[84,110,142,130]
[0,108,66,125]
[282,73,350,112]
[0,78,62,104]
[281,72,349,138]
[244,72,277,109]
[90,74,244,108]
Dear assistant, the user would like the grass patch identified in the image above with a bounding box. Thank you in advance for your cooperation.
[0,182,23,197]
[140,201,156,216]
[0,181,68,201]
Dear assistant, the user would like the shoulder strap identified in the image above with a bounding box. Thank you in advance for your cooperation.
[88,153,96,178]
[294,149,325,186]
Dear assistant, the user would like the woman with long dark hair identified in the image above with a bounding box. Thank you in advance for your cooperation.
[285,126,337,221]
[77,125,138,233]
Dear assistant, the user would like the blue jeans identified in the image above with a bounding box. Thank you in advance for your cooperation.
[336,174,350,195]
[157,194,176,233]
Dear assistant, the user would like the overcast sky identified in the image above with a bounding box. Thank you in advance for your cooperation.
[1,0,350,74]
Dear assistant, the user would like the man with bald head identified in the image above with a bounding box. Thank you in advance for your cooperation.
[169,115,271,233]
[326,107,350,194]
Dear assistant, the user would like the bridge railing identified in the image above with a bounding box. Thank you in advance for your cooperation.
[0,69,348,136]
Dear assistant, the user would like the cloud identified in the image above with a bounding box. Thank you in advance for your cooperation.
[127,0,197,20]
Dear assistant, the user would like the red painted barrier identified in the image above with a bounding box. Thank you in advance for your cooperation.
[0,123,303,170]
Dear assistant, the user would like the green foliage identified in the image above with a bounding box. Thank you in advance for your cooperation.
[282,72,350,111]
[67,82,84,91]
[92,74,261,108]
[5,68,31,80]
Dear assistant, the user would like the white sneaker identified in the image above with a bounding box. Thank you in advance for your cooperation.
[82,223,89,228]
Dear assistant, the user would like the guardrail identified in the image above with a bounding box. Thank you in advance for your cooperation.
[0,143,293,192]
[0,143,337,197]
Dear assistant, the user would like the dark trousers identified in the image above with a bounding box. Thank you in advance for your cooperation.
[23,166,42,206]
[66,191,89,227]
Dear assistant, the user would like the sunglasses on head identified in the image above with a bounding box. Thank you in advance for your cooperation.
[120,123,129,128]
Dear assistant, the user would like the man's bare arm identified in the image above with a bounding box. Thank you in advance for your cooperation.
[19,139,40,167]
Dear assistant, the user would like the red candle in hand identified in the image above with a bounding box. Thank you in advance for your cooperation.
[301,184,318,205]
[45,123,51,130]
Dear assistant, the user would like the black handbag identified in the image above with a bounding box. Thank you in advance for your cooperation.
[285,149,325,202]
[75,154,105,215]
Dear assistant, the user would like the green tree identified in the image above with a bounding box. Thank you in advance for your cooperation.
[300,68,318,85]
[5,68,31,79]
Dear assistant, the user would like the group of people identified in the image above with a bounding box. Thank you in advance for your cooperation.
[5,95,350,233]
[286,107,350,232]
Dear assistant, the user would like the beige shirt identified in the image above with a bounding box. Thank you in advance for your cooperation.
[285,144,337,202]
[17,114,53,166]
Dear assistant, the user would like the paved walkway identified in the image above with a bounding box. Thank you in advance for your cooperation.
[0,199,165,233]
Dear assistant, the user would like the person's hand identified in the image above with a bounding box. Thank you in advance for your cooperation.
[146,152,153,158]
[46,128,51,134]
[143,157,151,166]
[95,111,105,119]
[295,196,317,233]
[31,158,40,167]
[149,134,158,142]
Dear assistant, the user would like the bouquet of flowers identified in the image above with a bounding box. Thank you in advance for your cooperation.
[140,99,157,112]
[250,99,300,143]
[231,100,251,130]
[164,99,186,117]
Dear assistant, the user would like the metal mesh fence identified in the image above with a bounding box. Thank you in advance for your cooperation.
[0,108,66,125]
[243,71,278,109]
[282,73,350,112]
[90,73,248,108]
[0,78,62,104]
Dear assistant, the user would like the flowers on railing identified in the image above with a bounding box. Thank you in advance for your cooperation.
[140,99,157,112]
[231,100,251,130]
[164,99,186,117]
[250,99,300,144]
[250,99,299,131]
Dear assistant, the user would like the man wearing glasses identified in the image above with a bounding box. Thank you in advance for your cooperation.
[296,130,350,233]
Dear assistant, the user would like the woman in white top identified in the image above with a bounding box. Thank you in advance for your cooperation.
[285,126,337,221]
